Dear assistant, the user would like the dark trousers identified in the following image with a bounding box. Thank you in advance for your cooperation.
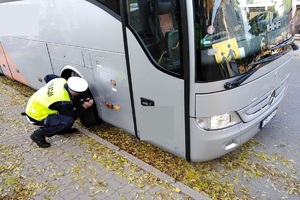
[41,114,74,137]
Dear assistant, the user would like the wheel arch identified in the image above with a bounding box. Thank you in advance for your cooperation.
[60,65,85,79]
[59,65,102,127]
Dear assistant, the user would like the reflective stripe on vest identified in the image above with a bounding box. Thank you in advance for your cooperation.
[25,78,71,121]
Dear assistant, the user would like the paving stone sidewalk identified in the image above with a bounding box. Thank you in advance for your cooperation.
[0,81,209,200]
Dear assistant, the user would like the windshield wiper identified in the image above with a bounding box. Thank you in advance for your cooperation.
[224,36,299,90]
[248,51,284,67]
[224,68,258,90]
[224,52,284,90]
[270,36,294,50]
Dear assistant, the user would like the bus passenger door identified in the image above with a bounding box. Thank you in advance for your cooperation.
[123,0,187,158]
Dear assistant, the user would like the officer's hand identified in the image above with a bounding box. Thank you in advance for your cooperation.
[82,98,94,109]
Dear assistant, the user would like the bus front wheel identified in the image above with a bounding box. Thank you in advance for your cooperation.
[73,89,101,127]
[66,71,101,127]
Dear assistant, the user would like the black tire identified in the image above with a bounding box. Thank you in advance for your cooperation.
[67,71,101,127]
[73,88,101,127]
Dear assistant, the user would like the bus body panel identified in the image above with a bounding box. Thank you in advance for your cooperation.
[40,1,134,134]
[0,37,52,89]
[190,78,287,162]
[126,29,186,158]
[0,0,125,87]
[5,0,125,54]
[0,0,135,134]
[47,44,96,97]
[89,50,134,134]
[48,45,135,141]
[0,42,11,78]
[185,0,197,119]
[47,44,86,68]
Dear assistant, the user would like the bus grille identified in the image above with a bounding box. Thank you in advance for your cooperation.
[237,80,288,122]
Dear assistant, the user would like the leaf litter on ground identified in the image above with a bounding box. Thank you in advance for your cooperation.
[1,75,299,199]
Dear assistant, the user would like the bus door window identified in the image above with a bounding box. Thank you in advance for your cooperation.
[125,0,182,76]
[97,0,120,15]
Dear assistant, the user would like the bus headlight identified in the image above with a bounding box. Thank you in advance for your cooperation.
[195,112,241,130]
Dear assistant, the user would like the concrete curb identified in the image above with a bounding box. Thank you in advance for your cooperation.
[75,125,210,200]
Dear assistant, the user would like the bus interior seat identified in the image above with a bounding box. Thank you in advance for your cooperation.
[149,0,174,45]
[137,0,151,32]
[148,0,180,70]
[134,0,157,54]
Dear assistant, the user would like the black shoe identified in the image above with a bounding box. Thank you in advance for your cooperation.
[56,128,78,135]
[30,129,51,148]
[66,128,78,134]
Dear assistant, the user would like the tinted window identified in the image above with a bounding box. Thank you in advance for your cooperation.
[125,0,183,76]
[97,0,120,15]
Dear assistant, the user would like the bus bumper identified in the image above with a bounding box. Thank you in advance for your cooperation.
[189,84,287,162]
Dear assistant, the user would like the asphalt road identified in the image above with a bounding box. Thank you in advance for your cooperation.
[255,51,300,167]
[244,50,300,199]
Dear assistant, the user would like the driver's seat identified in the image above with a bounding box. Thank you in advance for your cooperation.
[148,0,180,70]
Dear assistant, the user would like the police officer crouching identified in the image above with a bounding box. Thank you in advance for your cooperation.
[24,74,94,148]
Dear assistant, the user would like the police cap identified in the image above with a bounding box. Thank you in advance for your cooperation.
[67,77,88,93]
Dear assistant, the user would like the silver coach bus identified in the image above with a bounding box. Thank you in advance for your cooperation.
[0,0,297,161]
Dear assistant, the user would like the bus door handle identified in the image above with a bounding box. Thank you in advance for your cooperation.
[141,97,155,106]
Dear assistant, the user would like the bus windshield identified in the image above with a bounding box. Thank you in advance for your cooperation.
[194,0,293,82]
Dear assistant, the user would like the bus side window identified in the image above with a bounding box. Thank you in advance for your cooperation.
[126,0,182,76]
[98,0,120,15]
[148,0,180,72]
[128,0,154,47]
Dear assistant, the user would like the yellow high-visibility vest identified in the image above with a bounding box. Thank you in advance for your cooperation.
[25,78,71,121]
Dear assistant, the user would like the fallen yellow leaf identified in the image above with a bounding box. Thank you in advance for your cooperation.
[174,187,180,193]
